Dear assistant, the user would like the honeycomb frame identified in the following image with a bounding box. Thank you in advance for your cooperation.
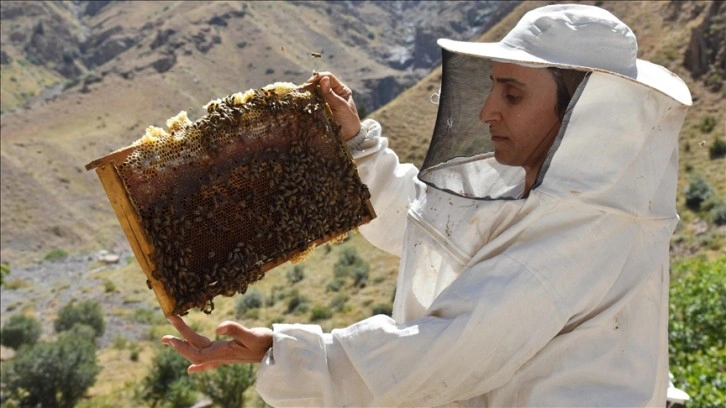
[86,82,376,316]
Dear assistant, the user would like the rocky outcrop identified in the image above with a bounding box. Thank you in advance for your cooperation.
[0,50,11,65]
[151,52,177,74]
[83,0,113,17]
[361,73,419,112]
[683,1,725,90]
[23,21,83,77]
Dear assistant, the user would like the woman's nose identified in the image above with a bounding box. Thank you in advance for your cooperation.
[480,95,498,124]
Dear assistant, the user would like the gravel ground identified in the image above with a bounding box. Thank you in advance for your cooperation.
[0,246,159,348]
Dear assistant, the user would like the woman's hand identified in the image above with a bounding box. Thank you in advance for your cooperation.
[306,72,361,141]
[161,315,273,373]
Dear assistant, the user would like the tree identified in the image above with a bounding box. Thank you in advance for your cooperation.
[669,256,726,408]
[195,363,257,407]
[140,346,195,408]
[54,299,105,338]
[0,314,42,350]
[1,325,100,408]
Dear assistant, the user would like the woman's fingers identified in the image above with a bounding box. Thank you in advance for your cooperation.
[306,72,352,99]
[162,336,251,365]
[162,319,272,369]
[304,72,360,141]
[217,322,273,361]
[217,322,271,345]
[166,315,211,349]
[188,360,227,374]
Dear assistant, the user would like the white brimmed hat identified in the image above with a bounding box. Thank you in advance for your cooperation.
[438,4,691,105]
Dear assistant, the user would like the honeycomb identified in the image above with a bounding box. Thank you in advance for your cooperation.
[87,82,375,316]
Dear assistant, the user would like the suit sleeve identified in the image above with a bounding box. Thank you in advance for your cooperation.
[345,119,419,258]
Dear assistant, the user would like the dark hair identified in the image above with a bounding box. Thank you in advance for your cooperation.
[548,68,587,120]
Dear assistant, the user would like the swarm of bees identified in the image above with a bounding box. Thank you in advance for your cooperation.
[90,82,375,316]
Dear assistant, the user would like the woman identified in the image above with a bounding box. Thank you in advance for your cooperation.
[163,4,691,406]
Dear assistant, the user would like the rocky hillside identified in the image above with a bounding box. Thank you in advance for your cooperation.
[0,0,723,267]
[0,0,518,265]
[374,0,725,259]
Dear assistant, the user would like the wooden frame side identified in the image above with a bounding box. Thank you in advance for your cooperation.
[94,163,176,315]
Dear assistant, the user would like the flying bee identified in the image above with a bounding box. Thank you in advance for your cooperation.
[310,52,322,59]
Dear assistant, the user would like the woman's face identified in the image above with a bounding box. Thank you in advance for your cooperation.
[480,62,561,173]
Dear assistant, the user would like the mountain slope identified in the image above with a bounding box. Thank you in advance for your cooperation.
[0,0,518,265]
[370,0,725,260]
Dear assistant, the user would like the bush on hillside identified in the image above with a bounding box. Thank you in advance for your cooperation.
[235,289,265,318]
[0,314,42,350]
[0,263,9,287]
[669,256,726,408]
[287,265,305,284]
[140,346,195,408]
[684,174,714,211]
[709,135,726,159]
[1,327,100,408]
[54,299,105,338]
[710,201,726,226]
[334,247,370,288]
[195,363,256,408]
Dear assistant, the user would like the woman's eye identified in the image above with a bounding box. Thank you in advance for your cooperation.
[505,94,520,103]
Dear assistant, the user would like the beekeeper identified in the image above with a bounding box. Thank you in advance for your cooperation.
[163,4,692,406]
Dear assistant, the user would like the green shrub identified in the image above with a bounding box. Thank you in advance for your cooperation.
[371,303,393,317]
[54,299,105,338]
[103,279,117,293]
[698,115,716,134]
[325,277,345,292]
[1,328,100,408]
[329,293,349,313]
[709,135,726,159]
[166,377,197,408]
[267,285,285,307]
[669,256,726,408]
[286,289,309,314]
[710,201,726,226]
[334,247,369,288]
[287,265,305,284]
[44,248,68,262]
[684,174,714,211]
[0,314,42,350]
[0,263,9,286]
[140,346,192,407]
[130,343,140,362]
[236,289,265,318]
[704,71,723,92]
[133,307,161,324]
[195,363,256,407]
[310,304,333,321]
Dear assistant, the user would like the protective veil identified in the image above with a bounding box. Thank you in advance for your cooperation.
[256,5,691,407]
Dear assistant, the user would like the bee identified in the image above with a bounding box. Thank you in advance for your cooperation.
[310,52,322,59]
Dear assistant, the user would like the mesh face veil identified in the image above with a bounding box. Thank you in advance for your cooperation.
[418,49,585,200]
[418,4,691,202]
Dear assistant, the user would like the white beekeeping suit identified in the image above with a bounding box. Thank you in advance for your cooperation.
[257,4,691,407]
